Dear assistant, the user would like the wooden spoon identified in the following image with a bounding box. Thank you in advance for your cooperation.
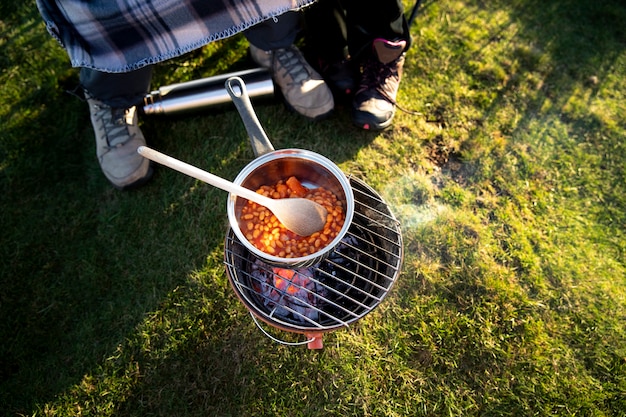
[137,146,328,236]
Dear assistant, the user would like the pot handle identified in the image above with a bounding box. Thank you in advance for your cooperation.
[225,76,275,157]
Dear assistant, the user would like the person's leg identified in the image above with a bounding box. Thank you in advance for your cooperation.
[80,66,153,189]
[342,0,409,59]
[80,66,153,108]
[303,0,357,96]
[343,0,411,130]
[244,12,334,120]
[244,11,300,50]
[303,0,348,62]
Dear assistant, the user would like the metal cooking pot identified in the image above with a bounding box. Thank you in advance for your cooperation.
[224,77,354,268]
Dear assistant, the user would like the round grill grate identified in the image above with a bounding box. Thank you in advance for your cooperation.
[225,176,403,332]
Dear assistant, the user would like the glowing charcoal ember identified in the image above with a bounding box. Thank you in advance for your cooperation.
[250,260,326,322]
[273,268,301,294]
[273,267,322,295]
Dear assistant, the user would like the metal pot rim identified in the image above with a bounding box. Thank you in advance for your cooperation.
[226,148,355,267]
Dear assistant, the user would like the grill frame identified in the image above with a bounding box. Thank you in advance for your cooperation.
[224,176,403,335]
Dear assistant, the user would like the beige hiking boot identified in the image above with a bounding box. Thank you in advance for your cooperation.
[250,44,334,120]
[86,93,152,189]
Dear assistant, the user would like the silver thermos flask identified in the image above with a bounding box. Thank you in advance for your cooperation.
[142,67,274,115]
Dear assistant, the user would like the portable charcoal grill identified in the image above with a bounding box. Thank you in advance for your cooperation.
[225,176,403,349]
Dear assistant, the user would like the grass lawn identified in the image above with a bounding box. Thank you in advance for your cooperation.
[1,0,625,416]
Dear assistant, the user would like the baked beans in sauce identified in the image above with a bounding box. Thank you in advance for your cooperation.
[240,176,345,257]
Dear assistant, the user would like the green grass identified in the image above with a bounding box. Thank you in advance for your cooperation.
[1,0,625,416]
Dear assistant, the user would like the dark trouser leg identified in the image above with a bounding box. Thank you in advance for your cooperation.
[305,0,410,61]
[80,65,153,109]
[303,0,349,62]
[244,11,301,50]
[343,0,409,59]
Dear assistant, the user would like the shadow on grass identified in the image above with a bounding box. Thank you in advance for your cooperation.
[0,7,376,413]
[0,8,266,416]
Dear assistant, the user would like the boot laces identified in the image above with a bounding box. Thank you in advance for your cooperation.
[273,46,311,85]
[93,103,136,149]
[358,56,421,116]
[358,58,398,104]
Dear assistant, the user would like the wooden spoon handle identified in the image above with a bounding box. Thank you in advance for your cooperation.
[137,146,271,205]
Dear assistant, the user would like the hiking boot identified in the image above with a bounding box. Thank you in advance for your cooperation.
[86,93,153,189]
[250,44,334,120]
[352,38,406,130]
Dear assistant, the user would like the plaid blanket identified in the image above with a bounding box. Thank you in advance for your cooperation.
[36,0,316,73]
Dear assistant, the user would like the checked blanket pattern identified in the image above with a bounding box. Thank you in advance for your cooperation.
[36,0,316,72]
